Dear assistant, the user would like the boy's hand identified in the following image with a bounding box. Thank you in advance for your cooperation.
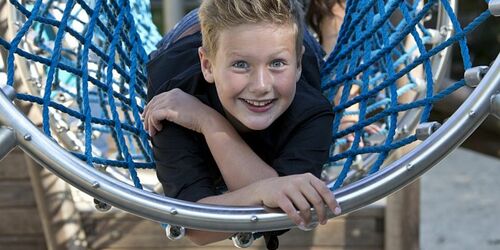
[142,88,214,135]
[256,173,341,227]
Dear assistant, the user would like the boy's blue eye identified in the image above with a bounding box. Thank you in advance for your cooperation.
[270,60,286,68]
[232,61,249,69]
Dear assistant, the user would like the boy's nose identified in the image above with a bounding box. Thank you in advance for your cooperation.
[249,67,272,94]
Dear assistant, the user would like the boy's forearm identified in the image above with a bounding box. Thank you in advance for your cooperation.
[200,110,278,191]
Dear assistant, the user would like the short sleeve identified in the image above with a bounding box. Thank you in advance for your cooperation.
[272,107,333,178]
[153,121,218,202]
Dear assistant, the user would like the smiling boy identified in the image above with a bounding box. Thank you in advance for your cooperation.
[143,0,340,247]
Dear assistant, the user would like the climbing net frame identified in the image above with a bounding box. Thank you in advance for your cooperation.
[0,0,499,233]
[0,56,498,232]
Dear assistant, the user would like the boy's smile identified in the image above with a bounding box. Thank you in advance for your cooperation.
[199,23,302,131]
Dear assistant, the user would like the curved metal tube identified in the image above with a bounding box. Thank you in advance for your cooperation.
[0,53,497,232]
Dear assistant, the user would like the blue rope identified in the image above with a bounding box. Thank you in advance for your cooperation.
[6,0,43,87]
[81,0,104,166]
[42,0,75,136]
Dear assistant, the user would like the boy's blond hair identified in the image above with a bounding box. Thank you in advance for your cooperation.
[199,0,304,61]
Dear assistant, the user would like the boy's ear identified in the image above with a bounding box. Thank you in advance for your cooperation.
[296,45,305,81]
[198,47,215,83]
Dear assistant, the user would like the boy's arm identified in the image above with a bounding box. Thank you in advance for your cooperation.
[146,89,341,245]
[144,88,278,191]
[186,173,341,246]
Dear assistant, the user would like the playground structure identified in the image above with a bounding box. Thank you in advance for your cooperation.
[0,0,499,249]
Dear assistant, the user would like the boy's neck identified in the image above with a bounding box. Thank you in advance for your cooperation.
[223,108,253,133]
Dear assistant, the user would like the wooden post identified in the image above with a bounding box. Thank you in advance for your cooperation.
[25,155,88,250]
[385,180,420,250]
[384,142,421,250]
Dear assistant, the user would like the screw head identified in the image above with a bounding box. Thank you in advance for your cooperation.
[24,134,32,141]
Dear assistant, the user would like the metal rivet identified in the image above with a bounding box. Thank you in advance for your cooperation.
[170,208,178,215]
[91,182,100,188]
[250,215,258,222]
[406,163,414,170]
[24,134,32,141]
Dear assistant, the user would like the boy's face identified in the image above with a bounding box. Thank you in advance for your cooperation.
[199,23,302,131]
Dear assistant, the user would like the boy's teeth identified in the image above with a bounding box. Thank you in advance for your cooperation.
[244,99,272,107]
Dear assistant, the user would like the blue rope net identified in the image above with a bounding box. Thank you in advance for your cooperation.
[321,0,491,189]
[0,0,492,191]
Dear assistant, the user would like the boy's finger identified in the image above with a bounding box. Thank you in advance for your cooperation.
[146,118,153,136]
[311,179,340,216]
[301,185,327,224]
[142,104,148,117]
[151,118,162,135]
[143,116,149,131]
[287,192,312,225]
[278,198,303,226]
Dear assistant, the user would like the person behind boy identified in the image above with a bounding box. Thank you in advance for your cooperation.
[143,0,341,247]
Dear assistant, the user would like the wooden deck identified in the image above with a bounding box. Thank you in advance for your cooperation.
[0,148,46,250]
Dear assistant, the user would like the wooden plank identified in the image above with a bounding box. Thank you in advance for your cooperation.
[0,208,43,235]
[25,156,87,250]
[0,180,36,208]
[0,235,47,250]
[0,148,29,180]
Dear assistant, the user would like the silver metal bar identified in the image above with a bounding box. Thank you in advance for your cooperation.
[0,126,17,161]
[0,53,497,232]
[1,85,16,101]
[489,0,500,16]
[433,0,457,86]
[491,94,500,119]
[0,85,18,161]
